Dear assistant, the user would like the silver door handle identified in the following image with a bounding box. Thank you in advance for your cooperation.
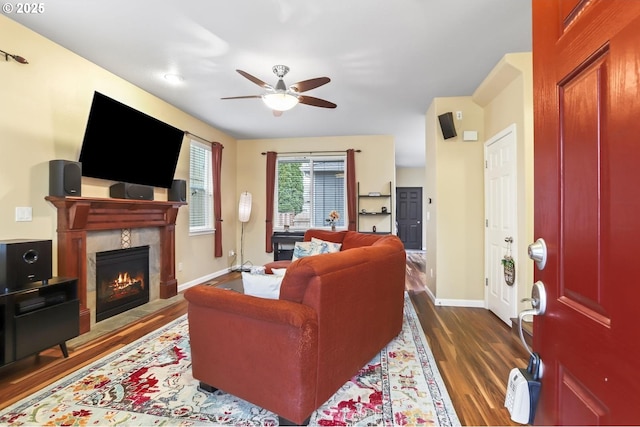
[518,281,547,358]
[528,238,547,270]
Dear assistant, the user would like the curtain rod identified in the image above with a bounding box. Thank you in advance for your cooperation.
[184,131,223,147]
[261,149,361,156]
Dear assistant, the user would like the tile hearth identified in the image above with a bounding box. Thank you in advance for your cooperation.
[66,293,184,350]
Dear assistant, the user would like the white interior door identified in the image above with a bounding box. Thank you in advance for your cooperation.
[484,124,518,325]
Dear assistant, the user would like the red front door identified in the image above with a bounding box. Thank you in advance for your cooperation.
[533,1,640,424]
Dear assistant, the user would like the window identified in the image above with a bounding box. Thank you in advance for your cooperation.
[189,139,214,233]
[275,156,346,230]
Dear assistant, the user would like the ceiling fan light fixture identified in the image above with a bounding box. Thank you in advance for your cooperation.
[262,92,299,111]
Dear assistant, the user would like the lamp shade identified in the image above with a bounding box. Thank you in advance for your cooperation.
[238,191,252,223]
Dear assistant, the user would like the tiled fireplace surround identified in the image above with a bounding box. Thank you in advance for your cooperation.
[46,196,185,334]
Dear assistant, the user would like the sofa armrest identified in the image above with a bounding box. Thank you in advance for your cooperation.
[184,284,319,424]
[263,260,292,273]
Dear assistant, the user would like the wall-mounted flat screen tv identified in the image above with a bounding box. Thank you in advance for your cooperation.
[78,91,184,188]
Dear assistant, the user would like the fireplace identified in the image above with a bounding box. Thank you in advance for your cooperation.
[95,246,150,322]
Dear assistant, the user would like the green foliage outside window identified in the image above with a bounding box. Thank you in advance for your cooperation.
[278,162,304,215]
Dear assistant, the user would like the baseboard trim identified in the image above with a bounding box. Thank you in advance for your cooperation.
[177,268,233,293]
[434,298,485,308]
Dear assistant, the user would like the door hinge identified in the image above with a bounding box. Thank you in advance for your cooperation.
[485,278,488,287]
[485,219,488,227]
[485,160,488,169]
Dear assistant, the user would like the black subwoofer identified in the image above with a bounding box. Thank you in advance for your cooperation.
[0,239,52,290]
[109,182,154,200]
[49,160,82,197]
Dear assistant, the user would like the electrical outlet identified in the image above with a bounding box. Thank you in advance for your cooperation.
[456,111,463,120]
[229,250,235,257]
[178,262,183,272]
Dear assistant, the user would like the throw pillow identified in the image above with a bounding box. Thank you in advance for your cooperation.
[311,237,342,253]
[241,272,283,299]
[271,268,287,276]
[291,241,321,261]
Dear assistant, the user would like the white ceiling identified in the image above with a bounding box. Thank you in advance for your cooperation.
[9,0,532,167]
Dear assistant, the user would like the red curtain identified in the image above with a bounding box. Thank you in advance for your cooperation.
[346,149,357,231]
[265,151,277,252]
[212,143,223,257]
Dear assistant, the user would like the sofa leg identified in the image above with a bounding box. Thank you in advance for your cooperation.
[199,382,218,393]
[278,415,310,426]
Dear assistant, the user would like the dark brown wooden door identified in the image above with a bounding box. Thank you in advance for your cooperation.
[396,187,422,250]
[533,1,640,424]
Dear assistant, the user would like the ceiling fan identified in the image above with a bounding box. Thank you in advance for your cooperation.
[221,65,337,116]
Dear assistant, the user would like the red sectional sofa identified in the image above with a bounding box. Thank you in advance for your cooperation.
[184,230,406,425]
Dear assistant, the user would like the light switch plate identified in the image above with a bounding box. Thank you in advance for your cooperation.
[15,206,33,222]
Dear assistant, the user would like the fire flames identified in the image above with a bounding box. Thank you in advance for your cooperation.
[108,271,144,299]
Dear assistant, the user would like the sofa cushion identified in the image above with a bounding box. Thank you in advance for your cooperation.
[341,231,385,250]
[303,229,347,243]
[241,272,283,299]
[279,261,320,303]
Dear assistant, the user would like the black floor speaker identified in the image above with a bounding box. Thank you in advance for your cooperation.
[109,183,154,200]
[168,179,187,202]
[49,160,82,197]
[0,239,52,290]
[438,112,457,140]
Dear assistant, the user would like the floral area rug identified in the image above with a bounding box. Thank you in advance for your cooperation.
[0,295,460,426]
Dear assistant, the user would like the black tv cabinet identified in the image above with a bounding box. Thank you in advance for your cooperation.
[0,277,79,367]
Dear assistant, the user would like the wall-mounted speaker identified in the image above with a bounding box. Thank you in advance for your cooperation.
[109,182,154,200]
[168,179,187,202]
[0,239,52,290]
[49,160,82,197]
[438,112,457,140]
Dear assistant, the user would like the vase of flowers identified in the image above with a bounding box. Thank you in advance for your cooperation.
[326,210,340,231]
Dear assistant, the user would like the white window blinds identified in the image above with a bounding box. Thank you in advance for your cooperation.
[189,140,214,233]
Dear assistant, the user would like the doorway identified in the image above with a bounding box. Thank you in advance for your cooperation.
[396,187,422,250]
[484,124,518,325]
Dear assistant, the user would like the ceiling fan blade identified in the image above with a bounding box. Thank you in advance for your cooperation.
[220,95,262,100]
[298,95,337,109]
[290,77,330,93]
[236,69,273,89]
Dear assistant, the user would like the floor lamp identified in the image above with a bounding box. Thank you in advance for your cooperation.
[238,191,252,272]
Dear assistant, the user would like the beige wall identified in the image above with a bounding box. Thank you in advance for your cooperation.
[236,135,396,267]
[425,52,533,308]
[0,16,237,288]
[473,52,534,311]
[426,98,485,304]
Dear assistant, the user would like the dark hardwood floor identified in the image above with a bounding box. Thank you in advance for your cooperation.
[0,258,529,426]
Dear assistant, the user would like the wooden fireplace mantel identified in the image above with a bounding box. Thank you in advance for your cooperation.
[46,196,186,334]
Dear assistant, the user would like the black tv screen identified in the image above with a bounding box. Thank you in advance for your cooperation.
[79,91,184,188]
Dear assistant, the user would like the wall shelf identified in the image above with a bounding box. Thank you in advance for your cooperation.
[357,182,392,234]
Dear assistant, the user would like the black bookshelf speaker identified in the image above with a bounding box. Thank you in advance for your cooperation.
[168,179,187,202]
[49,160,82,197]
[109,182,154,200]
[0,239,52,290]
[438,112,457,140]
